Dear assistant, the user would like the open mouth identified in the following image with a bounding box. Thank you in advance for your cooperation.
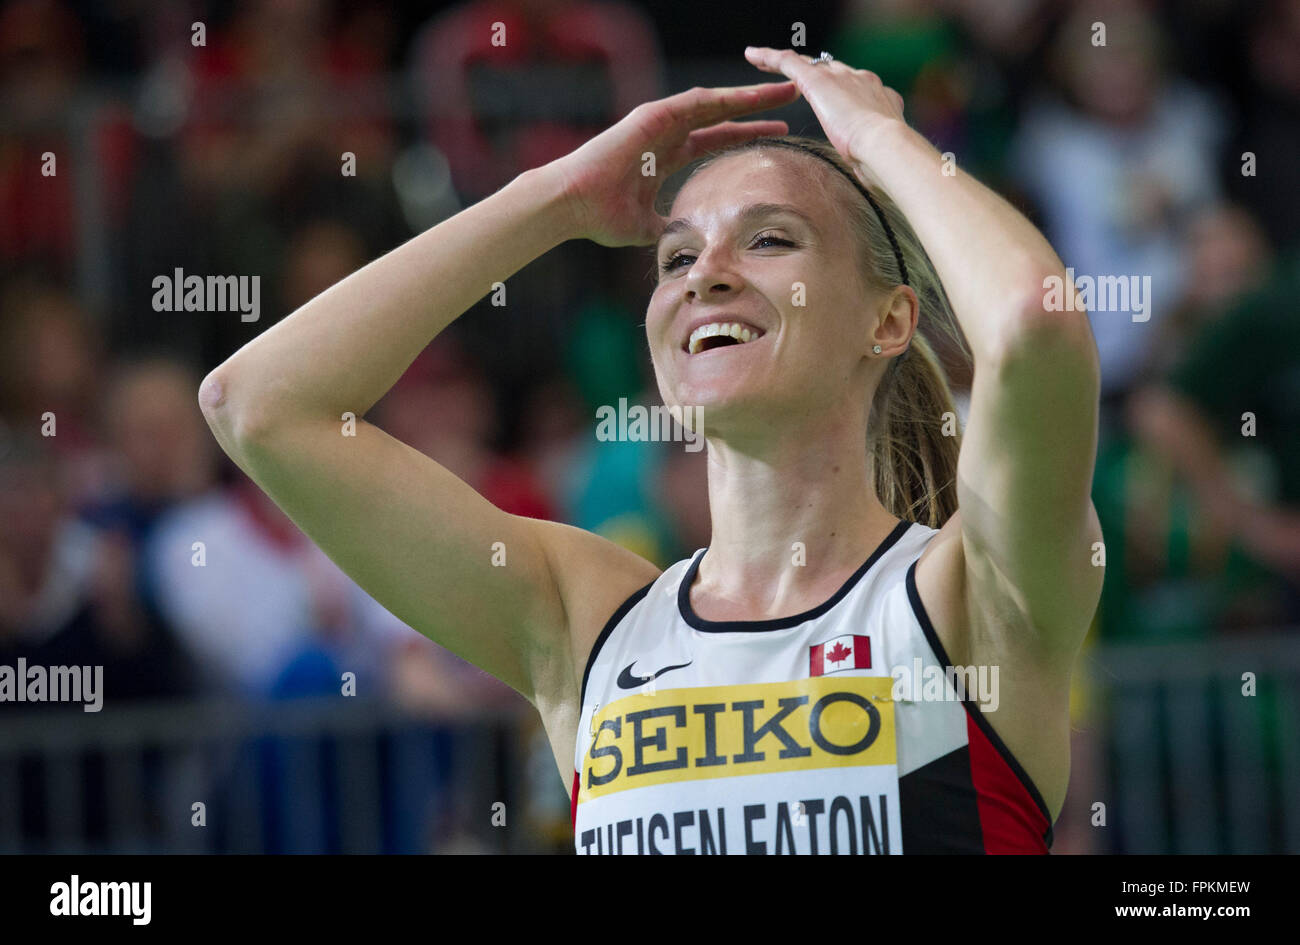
[685,321,765,355]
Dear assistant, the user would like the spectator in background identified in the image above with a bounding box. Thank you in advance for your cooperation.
[142,463,391,699]
[1012,1,1226,401]
[411,0,664,200]
[0,278,110,505]
[166,0,403,354]
[0,428,195,851]
[76,355,217,642]
[1126,249,1300,631]
[1139,204,1272,378]
[941,0,1057,96]
[0,431,195,701]
[81,355,215,545]
[178,0,395,204]
[0,0,137,278]
[1090,204,1278,642]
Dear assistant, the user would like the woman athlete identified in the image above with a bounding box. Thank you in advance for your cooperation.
[200,47,1103,854]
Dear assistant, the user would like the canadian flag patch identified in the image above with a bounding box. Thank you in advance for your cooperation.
[809,634,872,676]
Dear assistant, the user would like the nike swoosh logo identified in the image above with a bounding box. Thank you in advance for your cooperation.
[616,660,693,690]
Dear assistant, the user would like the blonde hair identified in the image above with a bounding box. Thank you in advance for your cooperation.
[684,136,971,528]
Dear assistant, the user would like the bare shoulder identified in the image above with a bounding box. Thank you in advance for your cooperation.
[521,517,663,777]
[529,517,663,684]
[912,510,1077,821]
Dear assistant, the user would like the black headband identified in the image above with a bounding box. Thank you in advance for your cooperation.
[755,139,910,287]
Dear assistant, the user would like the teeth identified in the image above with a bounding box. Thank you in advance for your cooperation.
[687,321,761,354]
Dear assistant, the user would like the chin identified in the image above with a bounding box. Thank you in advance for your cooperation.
[664,378,780,442]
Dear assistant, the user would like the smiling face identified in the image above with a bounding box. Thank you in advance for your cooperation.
[647,148,894,444]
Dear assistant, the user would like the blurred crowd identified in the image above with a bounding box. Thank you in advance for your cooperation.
[0,0,1297,850]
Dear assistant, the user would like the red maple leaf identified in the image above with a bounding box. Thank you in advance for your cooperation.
[826,641,851,665]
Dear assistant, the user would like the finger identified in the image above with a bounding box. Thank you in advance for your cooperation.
[886,88,904,115]
[683,119,790,159]
[744,46,818,83]
[658,81,799,130]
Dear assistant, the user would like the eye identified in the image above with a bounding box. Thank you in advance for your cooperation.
[658,232,797,275]
[752,231,795,250]
[660,250,694,273]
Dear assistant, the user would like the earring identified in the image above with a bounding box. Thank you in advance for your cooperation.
[872,345,882,354]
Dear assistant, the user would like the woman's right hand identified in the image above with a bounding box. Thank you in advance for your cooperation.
[548,81,799,248]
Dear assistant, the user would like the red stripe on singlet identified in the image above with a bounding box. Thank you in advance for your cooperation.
[570,769,580,827]
[964,713,1051,853]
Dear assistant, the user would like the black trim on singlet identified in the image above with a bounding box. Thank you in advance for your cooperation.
[677,519,913,633]
[579,580,655,709]
[900,747,987,854]
[904,558,1056,849]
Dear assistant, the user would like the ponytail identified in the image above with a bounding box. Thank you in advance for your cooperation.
[868,334,961,527]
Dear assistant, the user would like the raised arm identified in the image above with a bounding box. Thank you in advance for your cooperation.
[745,47,1103,666]
[198,81,798,708]
[858,113,1103,665]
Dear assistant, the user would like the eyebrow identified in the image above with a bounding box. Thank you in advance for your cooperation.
[657,202,819,252]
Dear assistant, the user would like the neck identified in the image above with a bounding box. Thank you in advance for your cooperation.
[696,411,899,619]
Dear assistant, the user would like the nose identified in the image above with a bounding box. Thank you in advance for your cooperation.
[684,245,739,301]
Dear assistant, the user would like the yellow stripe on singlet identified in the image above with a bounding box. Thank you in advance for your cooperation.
[580,676,897,801]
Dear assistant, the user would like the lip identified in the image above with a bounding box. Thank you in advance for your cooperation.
[679,315,767,354]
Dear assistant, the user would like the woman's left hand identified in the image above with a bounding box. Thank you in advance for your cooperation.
[743,46,907,183]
